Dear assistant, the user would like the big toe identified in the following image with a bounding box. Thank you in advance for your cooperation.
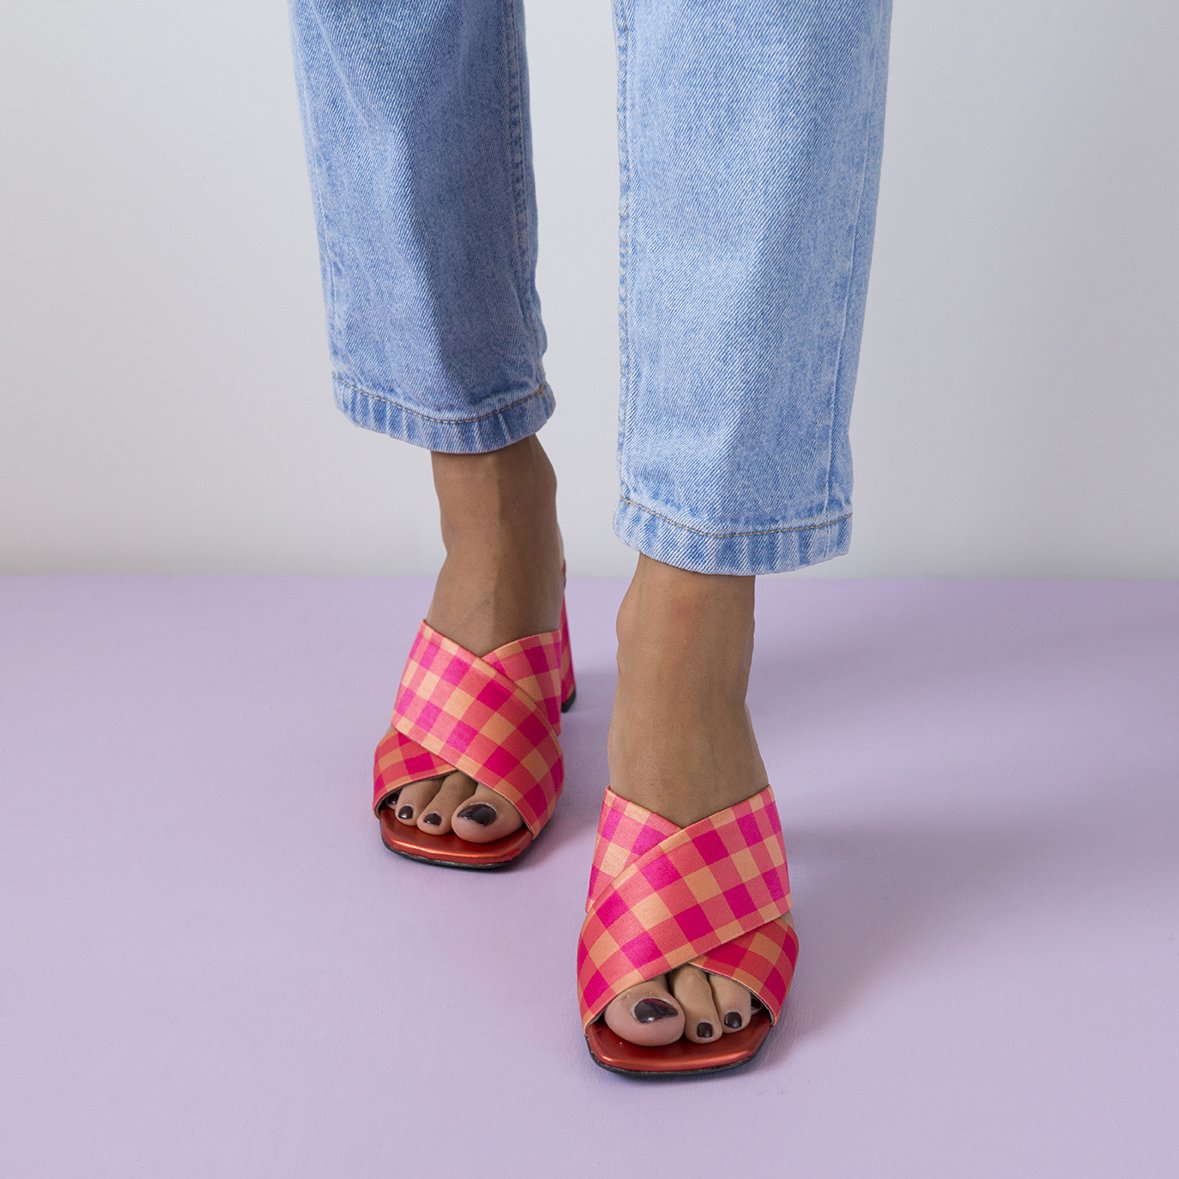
[451,783,525,844]
[603,976,685,1047]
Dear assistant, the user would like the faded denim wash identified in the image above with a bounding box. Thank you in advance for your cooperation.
[288,1,892,574]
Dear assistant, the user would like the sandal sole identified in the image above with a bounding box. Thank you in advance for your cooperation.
[379,814,537,869]
[584,1009,774,1078]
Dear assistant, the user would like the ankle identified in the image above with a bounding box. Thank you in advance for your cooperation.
[433,436,558,549]
[616,555,755,691]
[608,556,767,826]
[424,438,564,651]
[434,440,561,571]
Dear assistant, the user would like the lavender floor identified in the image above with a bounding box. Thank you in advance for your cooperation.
[2,576,1176,1177]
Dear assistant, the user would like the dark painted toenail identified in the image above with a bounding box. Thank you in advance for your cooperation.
[387,788,402,805]
[633,999,677,1024]
[457,803,497,826]
[397,805,414,821]
[423,812,442,826]
[696,1022,714,1039]
[724,1011,743,1029]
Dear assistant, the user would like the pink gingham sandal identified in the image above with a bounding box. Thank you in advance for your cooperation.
[576,784,798,1075]
[373,574,576,869]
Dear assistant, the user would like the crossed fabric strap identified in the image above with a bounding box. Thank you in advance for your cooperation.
[373,619,567,836]
[577,784,798,1029]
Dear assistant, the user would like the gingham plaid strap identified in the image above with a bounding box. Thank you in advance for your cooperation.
[372,621,565,835]
[577,786,796,1029]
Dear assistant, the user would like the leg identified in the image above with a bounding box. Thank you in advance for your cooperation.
[600,0,893,1047]
[288,0,552,451]
[288,0,564,842]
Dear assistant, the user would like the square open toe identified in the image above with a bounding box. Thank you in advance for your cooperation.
[378,806,535,869]
[577,785,798,1078]
[584,1009,773,1077]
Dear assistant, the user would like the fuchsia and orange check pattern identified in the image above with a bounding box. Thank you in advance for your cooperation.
[373,600,574,837]
[577,785,798,1028]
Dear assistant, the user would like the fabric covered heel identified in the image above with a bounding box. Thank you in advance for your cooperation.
[559,593,577,713]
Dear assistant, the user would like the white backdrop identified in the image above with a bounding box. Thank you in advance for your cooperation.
[2,2,1176,578]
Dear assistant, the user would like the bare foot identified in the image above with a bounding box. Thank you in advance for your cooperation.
[384,435,565,843]
[601,554,788,1046]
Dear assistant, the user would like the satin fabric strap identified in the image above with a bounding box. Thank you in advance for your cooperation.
[577,785,795,1029]
[372,620,565,836]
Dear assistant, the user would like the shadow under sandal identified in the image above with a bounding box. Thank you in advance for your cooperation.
[577,785,799,1075]
[372,593,576,869]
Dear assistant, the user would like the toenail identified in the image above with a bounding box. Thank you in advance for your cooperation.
[397,805,414,821]
[423,812,442,826]
[387,789,402,805]
[633,998,677,1024]
[457,803,497,826]
[724,1011,743,1030]
[696,1021,714,1039]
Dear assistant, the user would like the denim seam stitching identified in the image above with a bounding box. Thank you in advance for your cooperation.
[502,0,541,349]
[290,9,340,336]
[336,376,550,426]
[620,496,850,540]
[614,1,635,492]
[819,7,886,555]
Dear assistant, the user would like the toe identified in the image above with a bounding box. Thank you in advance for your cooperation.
[451,783,525,844]
[603,976,685,1047]
[669,965,722,1044]
[708,974,753,1034]
[416,771,475,835]
[390,777,443,826]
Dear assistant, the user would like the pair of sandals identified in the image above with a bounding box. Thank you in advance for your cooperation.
[373,570,798,1076]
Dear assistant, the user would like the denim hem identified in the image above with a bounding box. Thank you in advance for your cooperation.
[332,376,555,454]
[613,497,852,575]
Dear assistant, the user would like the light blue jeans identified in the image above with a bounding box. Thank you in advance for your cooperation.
[288,1,892,574]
